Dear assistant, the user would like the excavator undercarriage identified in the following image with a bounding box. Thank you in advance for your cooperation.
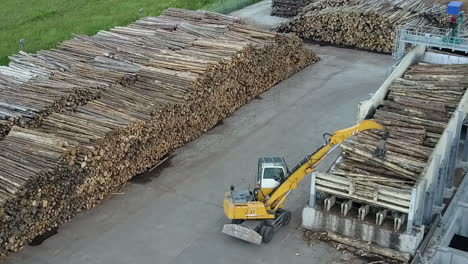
[222,209,291,245]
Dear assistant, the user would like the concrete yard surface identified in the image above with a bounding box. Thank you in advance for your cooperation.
[231,0,288,30]
[5,46,392,264]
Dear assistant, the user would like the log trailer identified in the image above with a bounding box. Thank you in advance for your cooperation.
[222,120,384,244]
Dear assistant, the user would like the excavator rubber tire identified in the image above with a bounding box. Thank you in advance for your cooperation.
[260,225,274,243]
[282,211,292,226]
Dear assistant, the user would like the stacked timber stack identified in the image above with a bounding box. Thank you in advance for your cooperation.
[0,120,12,139]
[0,8,318,258]
[271,0,314,17]
[278,0,449,53]
[316,63,468,213]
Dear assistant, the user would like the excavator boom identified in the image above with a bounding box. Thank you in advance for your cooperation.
[265,120,383,209]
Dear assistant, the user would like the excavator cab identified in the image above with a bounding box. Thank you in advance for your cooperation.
[256,157,289,199]
[257,157,288,186]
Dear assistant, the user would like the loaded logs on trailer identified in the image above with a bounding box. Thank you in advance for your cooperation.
[278,0,450,53]
[316,63,468,213]
[0,8,318,257]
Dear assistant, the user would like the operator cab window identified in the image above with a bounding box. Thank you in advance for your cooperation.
[263,167,285,182]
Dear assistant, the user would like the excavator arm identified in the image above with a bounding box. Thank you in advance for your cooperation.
[222,120,383,245]
[265,120,383,210]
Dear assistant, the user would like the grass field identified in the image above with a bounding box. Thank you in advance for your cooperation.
[0,0,257,65]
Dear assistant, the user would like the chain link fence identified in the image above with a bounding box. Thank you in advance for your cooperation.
[204,0,263,14]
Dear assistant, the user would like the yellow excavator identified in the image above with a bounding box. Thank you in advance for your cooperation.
[222,120,383,244]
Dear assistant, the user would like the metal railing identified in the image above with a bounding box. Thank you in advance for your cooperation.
[393,24,468,60]
[204,0,262,14]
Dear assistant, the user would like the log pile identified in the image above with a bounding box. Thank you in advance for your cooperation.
[271,0,313,17]
[0,120,12,139]
[0,8,318,258]
[278,0,450,53]
[315,63,468,212]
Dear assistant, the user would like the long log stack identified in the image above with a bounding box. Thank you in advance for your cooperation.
[271,0,313,17]
[315,63,468,213]
[0,8,248,135]
[278,0,450,53]
[0,8,318,258]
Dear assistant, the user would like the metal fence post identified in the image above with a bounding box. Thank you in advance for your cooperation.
[309,172,316,208]
[446,111,464,188]
[423,187,434,225]
[463,120,468,162]
[19,39,25,51]
[435,164,446,207]
[424,155,440,225]
[406,187,418,234]
[414,179,426,227]
[445,130,455,189]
